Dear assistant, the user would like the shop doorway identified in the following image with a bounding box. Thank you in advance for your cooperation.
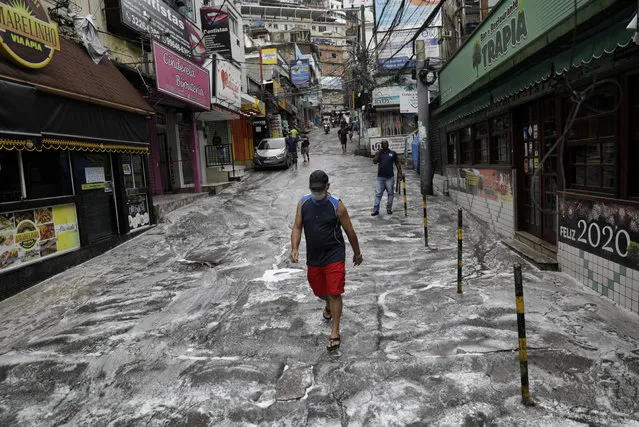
[157,129,173,192]
[516,98,558,245]
[72,152,118,245]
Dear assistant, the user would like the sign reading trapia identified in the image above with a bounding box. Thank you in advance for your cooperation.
[0,0,60,68]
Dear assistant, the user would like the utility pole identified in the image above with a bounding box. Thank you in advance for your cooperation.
[359,4,367,144]
[416,39,432,196]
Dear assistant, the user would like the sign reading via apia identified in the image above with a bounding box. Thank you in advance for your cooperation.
[0,0,60,68]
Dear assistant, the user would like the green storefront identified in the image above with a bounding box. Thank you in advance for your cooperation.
[432,0,639,314]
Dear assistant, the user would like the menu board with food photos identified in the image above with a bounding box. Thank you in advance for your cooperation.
[0,204,80,272]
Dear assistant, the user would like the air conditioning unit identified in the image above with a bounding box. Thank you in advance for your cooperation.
[441,30,453,38]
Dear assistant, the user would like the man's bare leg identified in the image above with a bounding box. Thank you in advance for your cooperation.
[328,295,342,348]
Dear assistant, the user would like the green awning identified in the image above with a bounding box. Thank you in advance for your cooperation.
[434,7,634,125]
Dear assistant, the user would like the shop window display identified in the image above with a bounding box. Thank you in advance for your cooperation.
[474,122,489,164]
[490,115,511,164]
[0,151,22,203]
[447,132,458,164]
[460,126,472,165]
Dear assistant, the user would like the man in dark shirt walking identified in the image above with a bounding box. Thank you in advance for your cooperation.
[286,133,298,169]
[290,170,363,351]
[372,140,403,216]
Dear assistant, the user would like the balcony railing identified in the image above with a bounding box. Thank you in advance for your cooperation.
[205,144,233,167]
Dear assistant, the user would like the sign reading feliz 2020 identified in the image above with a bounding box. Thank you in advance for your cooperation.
[0,0,60,68]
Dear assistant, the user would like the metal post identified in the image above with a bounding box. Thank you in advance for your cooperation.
[513,263,532,406]
[402,176,408,217]
[423,195,428,247]
[457,208,462,294]
[416,40,432,196]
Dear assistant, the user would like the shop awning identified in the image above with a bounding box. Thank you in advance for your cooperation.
[434,7,635,126]
[0,38,153,115]
[241,94,267,116]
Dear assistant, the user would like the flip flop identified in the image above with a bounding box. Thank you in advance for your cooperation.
[322,307,332,321]
[327,336,341,351]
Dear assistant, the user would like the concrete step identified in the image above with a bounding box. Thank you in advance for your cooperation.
[153,193,208,221]
[515,231,557,258]
[226,167,249,182]
[202,182,233,195]
[503,238,559,271]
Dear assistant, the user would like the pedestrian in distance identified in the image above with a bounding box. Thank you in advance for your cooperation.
[286,133,299,170]
[338,127,348,154]
[372,140,403,216]
[300,132,311,164]
[290,126,299,138]
[290,170,363,351]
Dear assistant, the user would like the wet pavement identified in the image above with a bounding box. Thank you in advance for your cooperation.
[0,129,638,426]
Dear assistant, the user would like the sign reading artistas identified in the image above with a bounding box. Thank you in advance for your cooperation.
[118,0,206,64]
[472,0,527,76]
[200,7,231,57]
[153,42,210,110]
[0,204,80,272]
[0,0,60,68]
[213,55,241,109]
[559,196,639,271]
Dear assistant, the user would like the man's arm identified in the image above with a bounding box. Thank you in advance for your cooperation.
[373,149,381,164]
[290,200,303,263]
[337,201,363,266]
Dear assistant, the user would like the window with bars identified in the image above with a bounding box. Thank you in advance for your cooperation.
[474,122,489,164]
[490,115,511,164]
[460,126,472,164]
[565,88,617,193]
[447,132,458,165]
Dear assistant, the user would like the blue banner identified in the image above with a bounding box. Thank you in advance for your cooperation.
[290,59,310,88]
[378,56,415,70]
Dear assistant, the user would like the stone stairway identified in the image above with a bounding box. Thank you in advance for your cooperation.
[503,231,559,271]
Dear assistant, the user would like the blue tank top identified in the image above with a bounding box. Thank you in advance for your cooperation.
[301,194,345,266]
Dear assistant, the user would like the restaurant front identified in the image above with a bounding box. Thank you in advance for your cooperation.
[0,23,154,297]
[432,0,639,313]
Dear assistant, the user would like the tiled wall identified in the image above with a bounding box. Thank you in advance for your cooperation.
[433,174,515,239]
[558,242,639,314]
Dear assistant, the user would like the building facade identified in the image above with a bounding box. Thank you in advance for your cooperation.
[431,0,639,314]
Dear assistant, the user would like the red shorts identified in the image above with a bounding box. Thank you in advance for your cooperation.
[307,261,345,296]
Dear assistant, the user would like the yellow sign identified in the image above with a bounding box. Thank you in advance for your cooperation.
[261,48,277,65]
[0,0,60,69]
[273,80,286,109]
[81,182,106,190]
[241,98,266,116]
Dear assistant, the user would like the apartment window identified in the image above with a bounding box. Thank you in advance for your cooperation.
[284,24,288,30]
[490,115,511,163]
[22,150,72,199]
[0,151,22,203]
[319,26,327,32]
[273,24,278,29]
[331,53,337,58]
[447,132,458,165]
[230,17,238,36]
[565,87,617,192]
[474,122,489,164]
[312,25,316,30]
[460,126,472,164]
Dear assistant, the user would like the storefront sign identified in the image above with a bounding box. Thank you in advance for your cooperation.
[369,136,411,154]
[273,80,286,109]
[559,196,639,271]
[118,0,206,64]
[440,0,596,105]
[0,204,80,272]
[200,7,231,57]
[372,86,405,107]
[261,48,277,64]
[0,0,60,68]
[399,91,418,114]
[290,59,310,88]
[213,56,241,110]
[127,194,150,230]
[153,42,210,110]
[446,167,513,202]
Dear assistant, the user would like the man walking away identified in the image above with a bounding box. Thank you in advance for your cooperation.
[338,127,348,154]
[290,170,363,351]
[286,133,299,169]
[300,132,311,164]
[372,140,403,216]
